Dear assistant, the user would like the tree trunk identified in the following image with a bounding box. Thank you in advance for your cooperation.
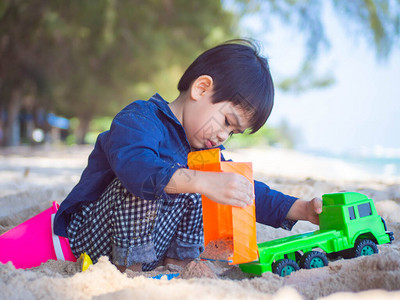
[75,114,92,144]
[3,90,22,147]
[0,108,4,146]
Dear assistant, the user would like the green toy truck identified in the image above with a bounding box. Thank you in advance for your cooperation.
[239,192,394,277]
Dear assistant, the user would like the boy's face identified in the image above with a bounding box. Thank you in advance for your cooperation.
[183,93,250,150]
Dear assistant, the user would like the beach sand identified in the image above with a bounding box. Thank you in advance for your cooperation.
[1,145,399,300]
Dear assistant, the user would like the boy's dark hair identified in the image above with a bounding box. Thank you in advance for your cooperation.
[178,39,274,133]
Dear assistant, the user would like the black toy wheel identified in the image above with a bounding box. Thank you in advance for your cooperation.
[299,251,329,269]
[272,259,300,277]
[353,239,378,257]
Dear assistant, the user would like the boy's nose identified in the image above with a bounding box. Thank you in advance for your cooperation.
[216,129,230,142]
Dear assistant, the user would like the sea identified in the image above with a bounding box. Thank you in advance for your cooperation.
[300,149,400,178]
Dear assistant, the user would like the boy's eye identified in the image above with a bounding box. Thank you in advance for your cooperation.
[225,117,230,127]
[225,117,234,136]
[225,117,242,136]
[225,118,234,136]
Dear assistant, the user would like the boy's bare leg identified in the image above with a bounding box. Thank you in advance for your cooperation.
[163,257,193,268]
[116,263,143,273]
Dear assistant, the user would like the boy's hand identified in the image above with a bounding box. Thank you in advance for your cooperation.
[164,169,253,207]
[306,197,323,225]
[286,197,322,225]
[198,171,254,208]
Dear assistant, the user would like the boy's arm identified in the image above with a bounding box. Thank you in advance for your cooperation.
[254,180,322,228]
[166,167,322,226]
[103,104,185,201]
[173,149,321,227]
[254,180,298,229]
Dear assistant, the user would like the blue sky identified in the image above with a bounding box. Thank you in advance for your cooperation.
[241,4,400,156]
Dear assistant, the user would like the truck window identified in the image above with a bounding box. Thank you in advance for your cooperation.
[348,206,356,220]
[358,203,372,218]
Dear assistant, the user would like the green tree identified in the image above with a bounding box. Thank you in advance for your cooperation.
[0,0,53,145]
[1,0,399,146]
[0,0,237,145]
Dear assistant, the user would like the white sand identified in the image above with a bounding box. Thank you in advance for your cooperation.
[1,145,399,300]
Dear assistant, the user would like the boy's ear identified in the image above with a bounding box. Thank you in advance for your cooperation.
[190,75,213,101]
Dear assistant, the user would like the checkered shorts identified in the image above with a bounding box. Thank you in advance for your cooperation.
[66,177,204,271]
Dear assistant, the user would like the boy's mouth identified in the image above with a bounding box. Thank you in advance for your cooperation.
[205,139,216,148]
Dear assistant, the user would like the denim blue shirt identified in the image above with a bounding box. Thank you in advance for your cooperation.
[54,93,297,237]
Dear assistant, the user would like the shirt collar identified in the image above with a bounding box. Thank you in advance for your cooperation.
[148,93,182,127]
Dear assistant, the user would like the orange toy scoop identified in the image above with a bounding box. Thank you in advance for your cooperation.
[187,148,258,264]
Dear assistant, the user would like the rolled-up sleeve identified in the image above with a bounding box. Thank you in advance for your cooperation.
[254,180,298,229]
[102,105,181,200]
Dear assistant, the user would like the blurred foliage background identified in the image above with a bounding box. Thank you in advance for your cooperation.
[0,0,399,147]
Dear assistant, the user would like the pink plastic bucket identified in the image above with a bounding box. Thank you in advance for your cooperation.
[0,201,77,269]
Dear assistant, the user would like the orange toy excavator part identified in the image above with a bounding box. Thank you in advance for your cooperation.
[187,148,258,265]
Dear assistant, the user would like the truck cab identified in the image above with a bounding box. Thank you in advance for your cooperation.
[320,192,393,256]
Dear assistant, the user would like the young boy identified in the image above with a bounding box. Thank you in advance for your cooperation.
[54,39,322,272]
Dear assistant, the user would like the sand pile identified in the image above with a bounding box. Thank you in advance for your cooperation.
[178,260,218,279]
[1,146,400,299]
[201,237,234,261]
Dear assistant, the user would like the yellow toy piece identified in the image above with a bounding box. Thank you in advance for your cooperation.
[80,252,93,272]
